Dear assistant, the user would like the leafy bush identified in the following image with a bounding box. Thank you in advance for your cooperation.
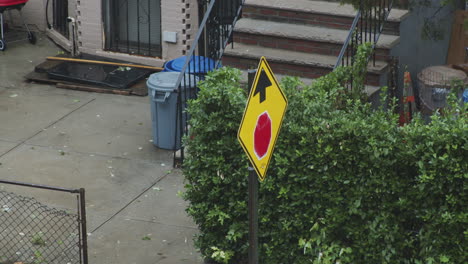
[183,50,467,263]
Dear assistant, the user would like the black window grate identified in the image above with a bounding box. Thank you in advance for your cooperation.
[53,0,69,39]
[103,0,162,58]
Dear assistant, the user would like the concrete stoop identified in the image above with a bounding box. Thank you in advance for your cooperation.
[223,0,409,94]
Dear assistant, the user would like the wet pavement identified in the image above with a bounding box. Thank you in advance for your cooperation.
[0,33,203,263]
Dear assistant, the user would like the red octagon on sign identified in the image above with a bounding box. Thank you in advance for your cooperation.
[254,112,272,160]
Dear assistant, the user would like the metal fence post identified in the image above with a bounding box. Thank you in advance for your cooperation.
[79,188,89,264]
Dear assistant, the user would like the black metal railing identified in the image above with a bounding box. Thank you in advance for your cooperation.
[173,0,244,165]
[334,0,394,70]
[0,180,88,264]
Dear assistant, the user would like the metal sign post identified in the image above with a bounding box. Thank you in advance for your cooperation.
[239,60,288,264]
[247,70,259,264]
[248,167,259,264]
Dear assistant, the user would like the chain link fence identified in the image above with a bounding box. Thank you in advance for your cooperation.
[0,180,87,264]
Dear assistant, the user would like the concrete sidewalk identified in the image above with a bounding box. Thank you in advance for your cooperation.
[0,34,203,263]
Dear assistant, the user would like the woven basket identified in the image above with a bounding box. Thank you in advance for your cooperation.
[417,66,467,111]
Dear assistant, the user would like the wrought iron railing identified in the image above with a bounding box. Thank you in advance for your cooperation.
[172,0,244,165]
[102,0,162,57]
[334,0,394,70]
[0,180,88,264]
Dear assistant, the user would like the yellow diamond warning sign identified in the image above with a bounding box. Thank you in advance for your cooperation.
[238,57,288,182]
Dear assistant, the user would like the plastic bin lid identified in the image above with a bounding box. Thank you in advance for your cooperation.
[147,72,197,92]
[165,56,217,73]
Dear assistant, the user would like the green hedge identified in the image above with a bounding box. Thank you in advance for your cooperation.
[182,63,467,263]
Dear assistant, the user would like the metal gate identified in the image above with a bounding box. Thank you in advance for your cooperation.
[0,180,88,264]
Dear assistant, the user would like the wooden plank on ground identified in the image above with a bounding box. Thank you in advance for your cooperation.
[25,71,148,96]
[25,71,55,84]
[34,60,63,73]
[46,57,164,71]
[129,79,148,96]
[56,83,132,95]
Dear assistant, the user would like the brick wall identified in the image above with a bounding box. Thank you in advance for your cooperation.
[6,0,197,66]
[75,0,196,66]
[75,0,102,54]
[162,0,184,59]
[178,0,199,56]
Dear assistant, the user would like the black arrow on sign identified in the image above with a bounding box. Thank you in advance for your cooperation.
[254,69,272,104]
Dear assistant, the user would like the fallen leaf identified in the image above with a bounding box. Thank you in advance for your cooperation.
[2,205,11,212]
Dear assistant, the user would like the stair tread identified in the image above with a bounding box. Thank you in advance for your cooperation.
[239,70,380,97]
[235,18,400,49]
[240,70,380,97]
[225,43,388,73]
[245,0,409,22]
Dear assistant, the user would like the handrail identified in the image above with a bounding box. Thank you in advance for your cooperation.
[174,0,244,90]
[371,0,394,56]
[173,0,217,90]
[172,0,245,165]
[334,0,394,70]
[216,1,244,69]
[334,10,362,69]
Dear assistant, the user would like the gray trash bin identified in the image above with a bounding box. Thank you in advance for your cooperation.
[147,72,197,150]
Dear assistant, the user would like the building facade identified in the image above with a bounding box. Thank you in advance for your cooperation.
[15,0,199,67]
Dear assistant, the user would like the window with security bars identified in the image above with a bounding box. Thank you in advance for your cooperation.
[52,0,69,39]
[103,0,162,57]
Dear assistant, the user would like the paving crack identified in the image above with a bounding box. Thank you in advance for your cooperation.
[116,217,198,230]
[0,98,95,159]
[21,142,173,166]
[90,171,172,233]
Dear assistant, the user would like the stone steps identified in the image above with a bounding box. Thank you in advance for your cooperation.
[233,18,400,61]
[241,0,409,35]
[223,0,409,87]
[239,70,381,98]
[223,43,385,86]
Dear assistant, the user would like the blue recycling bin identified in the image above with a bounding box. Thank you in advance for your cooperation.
[163,55,218,78]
